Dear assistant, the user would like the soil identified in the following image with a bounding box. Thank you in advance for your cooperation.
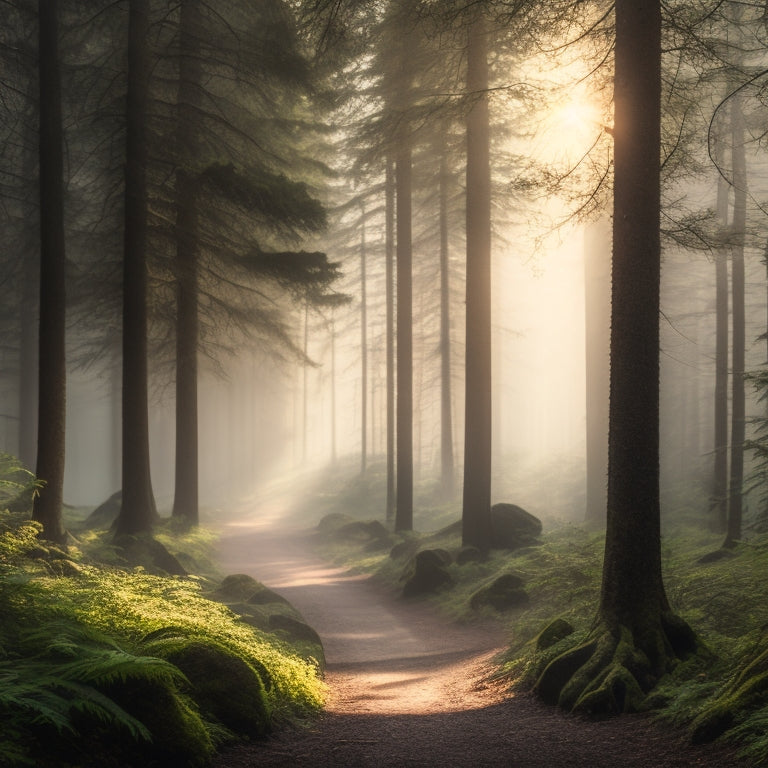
[212,519,752,768]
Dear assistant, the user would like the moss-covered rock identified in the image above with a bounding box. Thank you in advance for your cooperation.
[390,539,419,560]
[490,503,542,550]
[456,546,483,565]
[268,614,326,670]
[160,639,272,739]
[105,674,214,767]
[84,490,122,529]
[401,549,453,597]
[470,573,529,611]
[213,573,289,606]
[535,618,575,650]
[113,534,187,576]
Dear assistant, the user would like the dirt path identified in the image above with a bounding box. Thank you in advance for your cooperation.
[212,516,751,768]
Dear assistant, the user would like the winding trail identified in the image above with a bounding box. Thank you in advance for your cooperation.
[212,511,750,768]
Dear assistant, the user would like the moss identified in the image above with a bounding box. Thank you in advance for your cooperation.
[535,618,574,651]
[161,639,271,739]
[690,641,768,744]
[535,617,695,716]
[106,676,214,767]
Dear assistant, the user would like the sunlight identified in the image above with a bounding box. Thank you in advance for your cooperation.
[545,89,606,162]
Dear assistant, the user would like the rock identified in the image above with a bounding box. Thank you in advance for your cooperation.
[84,490,122,529]
[390,539,419,560]
[490,503,542,550]
[317,512,356,534]
[401,548,453,597]
[113,534,187,576]
[155,639,271,738]
[470,573,529,611]
[536,618,575,650]
[336,519,389,542]
[214,573,289,606]
[456,546,483,565]
[365,535,395,552]
[268,614,326,669]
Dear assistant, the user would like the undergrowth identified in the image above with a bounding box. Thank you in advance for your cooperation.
[309,468,768,763]
[0,453,324,768]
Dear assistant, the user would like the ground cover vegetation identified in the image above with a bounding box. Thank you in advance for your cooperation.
[0,454,325,768]
[307,467,768,765]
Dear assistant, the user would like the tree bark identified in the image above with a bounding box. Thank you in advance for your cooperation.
[462,12,493,552]
[385,156,396,521]
[395,137,413,532]
[116,0,158,537]
[583,219,611,526]
[535,0,696,715]
[33,0,67,544]
[171,0,204,526]
[725,81,747,548]
[712,175,729,533]
[439,147,455,501]
[360,203,368,476]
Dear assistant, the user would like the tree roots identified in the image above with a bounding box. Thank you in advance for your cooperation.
[534,612,697,716]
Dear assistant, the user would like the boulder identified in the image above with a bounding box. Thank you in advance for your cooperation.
[490,503,542,550]
[213,573,289,606]
[535,618,575,650]
[390,539,419,560]
[401,548,453,597]
[456,546,483,565]
[470,573,529,611]
[113,534,187,576]
[84,490,122,529]
[154,639,271,738]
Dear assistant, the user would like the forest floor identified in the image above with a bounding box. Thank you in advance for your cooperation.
[212,512,752,768]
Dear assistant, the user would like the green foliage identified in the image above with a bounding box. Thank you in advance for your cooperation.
[310,470,768,756]
[0,459,325,767]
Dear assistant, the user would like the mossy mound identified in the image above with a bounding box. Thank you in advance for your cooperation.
[536,618,575,650]
[456,545,483,565]
[84,490,122,529]
[490,503,542,550]
[470,573,529,611]
[690,637,768,745]
[213,573,289,606]
[401,549,453,598]
[104,674,214,768]
[145,637,272,739]
[113,533,187,576]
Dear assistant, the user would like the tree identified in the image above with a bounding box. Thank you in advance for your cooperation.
[461,9,493,552]
[33,0,67,544]
[535,0,696,714]
[115,0,159,537]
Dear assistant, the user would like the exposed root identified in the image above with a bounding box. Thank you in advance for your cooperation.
[534,612,697,716]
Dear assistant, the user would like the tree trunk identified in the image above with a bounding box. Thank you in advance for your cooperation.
[385,156,396,520]
[584,219,611,526]
[395,137,413,533]
[725,81,747,549]
[439,147,455,501]
[360,203,368,476]
[712,175,729,533]
[172,170,200,525]
[33,0,67,544]
[116,0,158,537]
[462,13,493,552]
[172,0,204,526]
[535,0,695,715]
[19,235,39,471]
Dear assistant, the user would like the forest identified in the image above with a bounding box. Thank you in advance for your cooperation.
[2,0,768,766]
